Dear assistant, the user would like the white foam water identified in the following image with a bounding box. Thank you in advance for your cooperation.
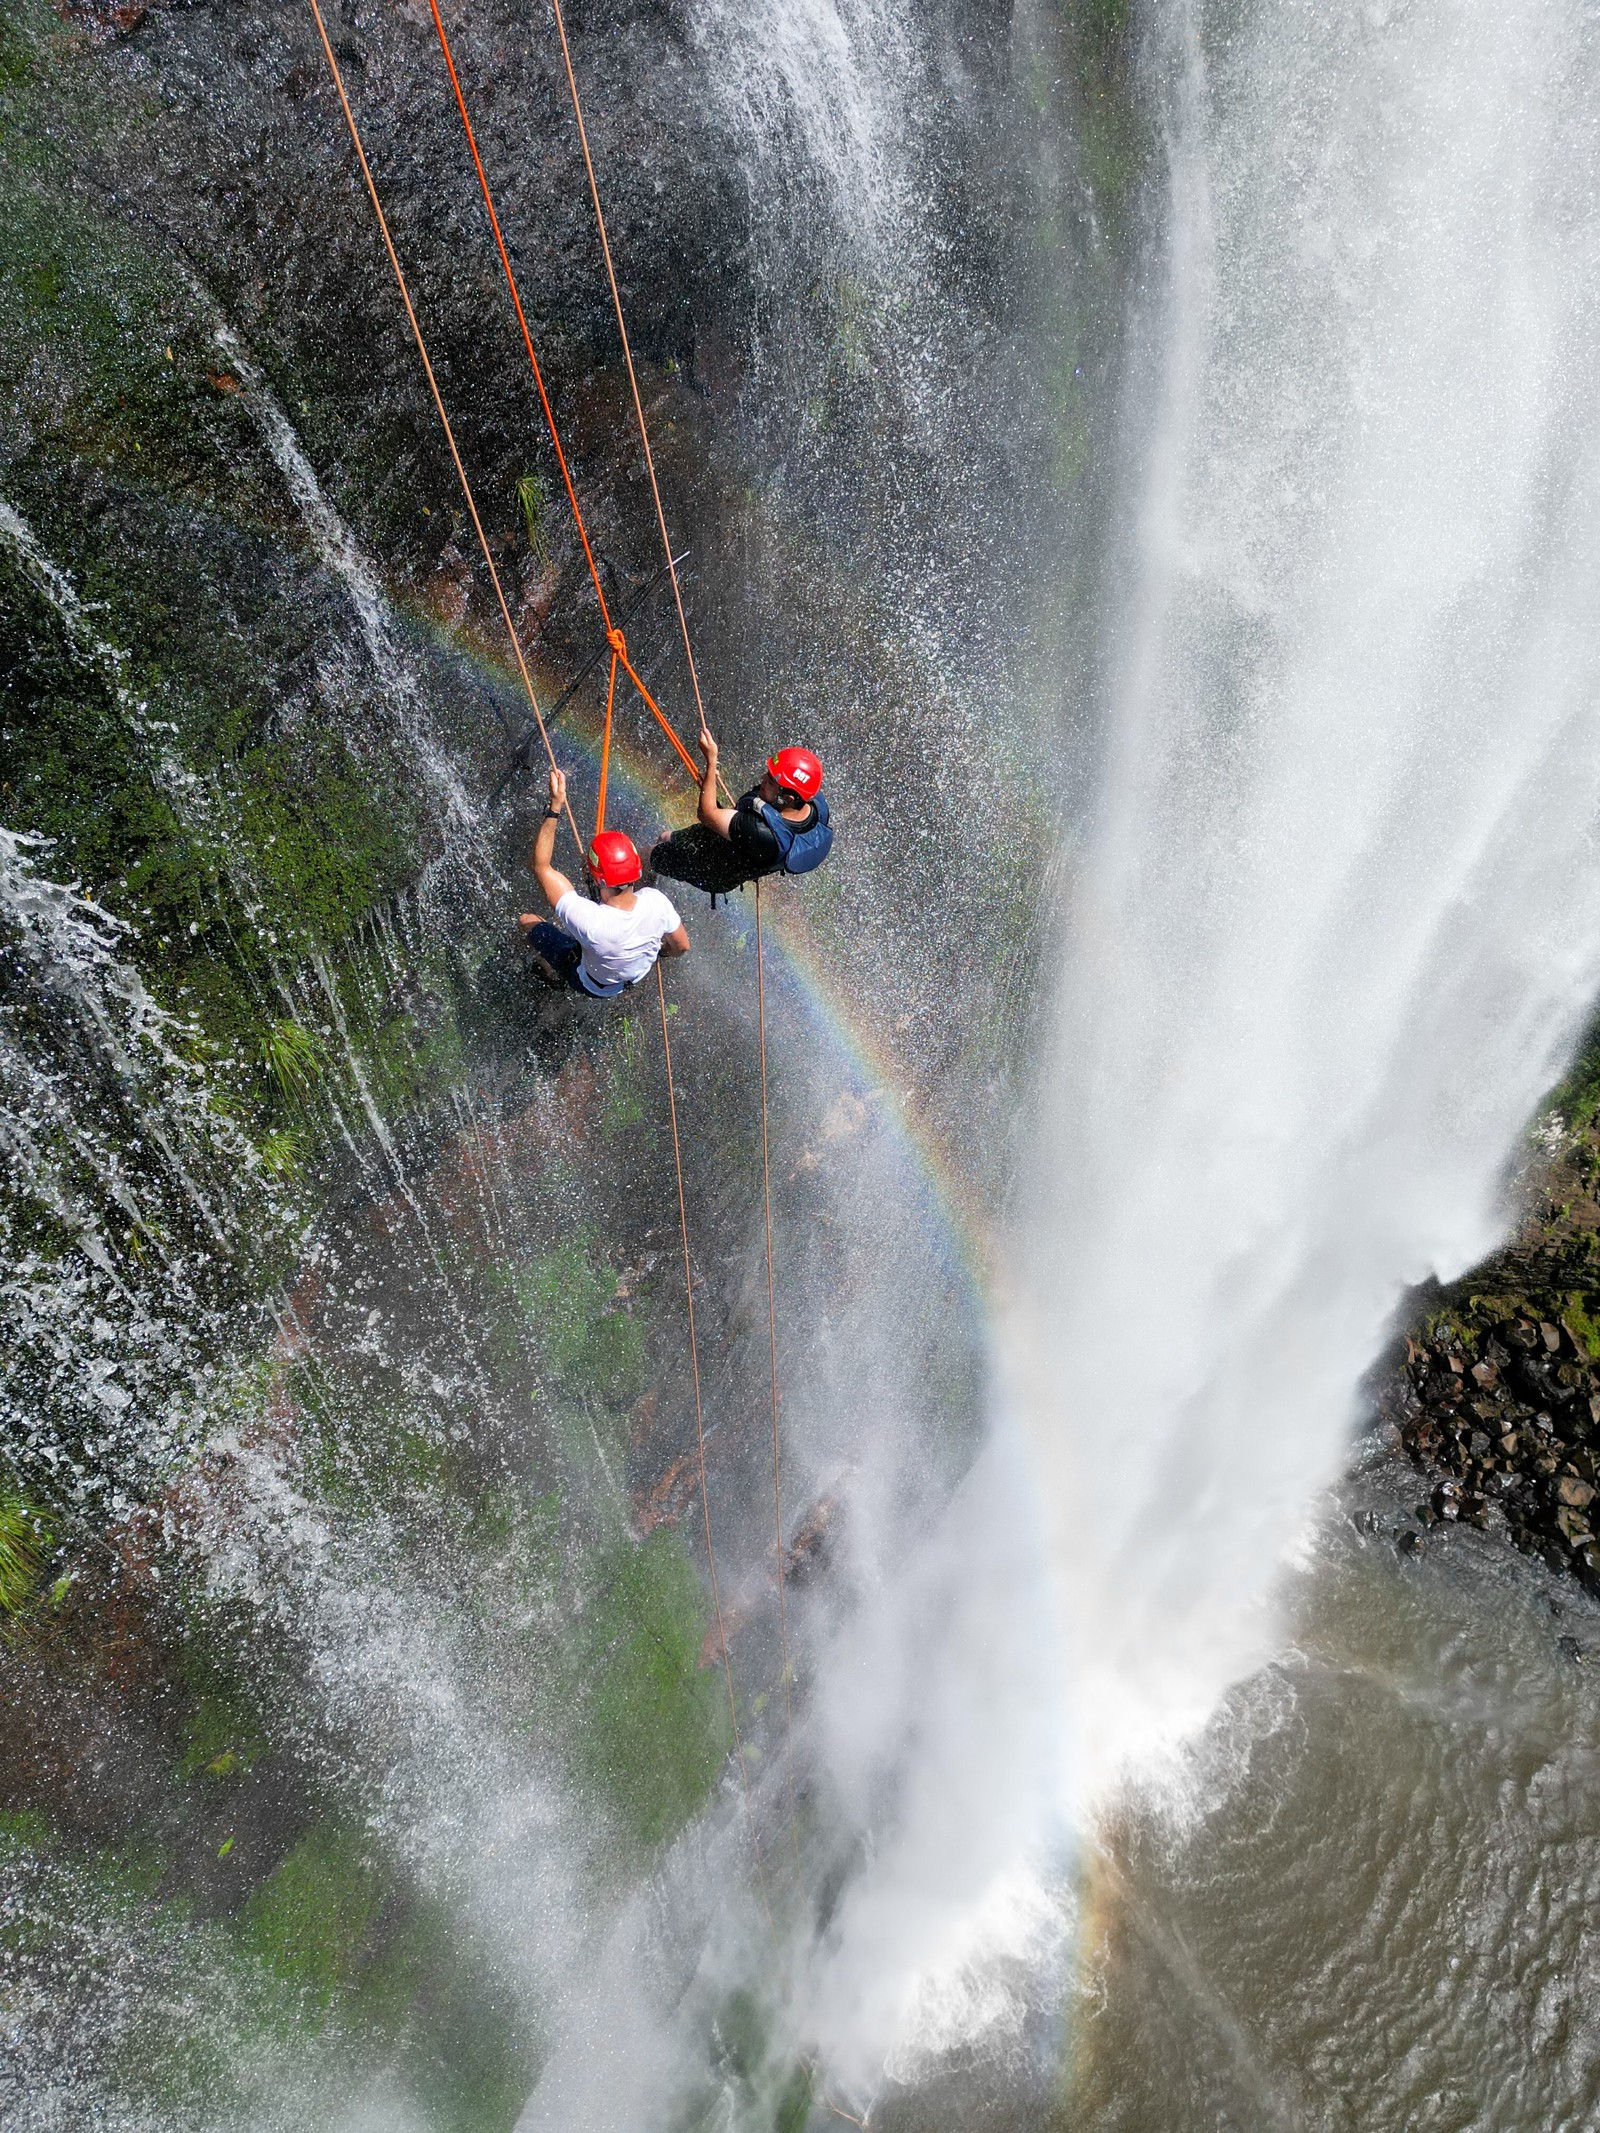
[1011,0,1600,1784]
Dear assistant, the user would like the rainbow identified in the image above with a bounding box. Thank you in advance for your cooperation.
[431,615,996,1324]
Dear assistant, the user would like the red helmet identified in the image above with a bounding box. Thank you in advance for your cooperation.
[587,830,642,888]
[767,746,824,800]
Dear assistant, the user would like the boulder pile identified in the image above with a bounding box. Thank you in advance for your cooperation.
[1390,1310,1600,1588]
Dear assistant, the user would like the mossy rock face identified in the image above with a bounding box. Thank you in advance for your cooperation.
[573,1530,732,1850]
[237,1822,387,2014]
[176,1690,265,1785]
[0,1803,539,2130]
[348,1893,541,2133]
[508,1237,648,1408]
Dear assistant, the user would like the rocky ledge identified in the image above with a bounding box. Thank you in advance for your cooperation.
[1375,1047,1600,1591]
[1384,1310,1600,1587]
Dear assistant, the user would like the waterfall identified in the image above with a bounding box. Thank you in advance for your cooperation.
[1012,0,1600,1782]
[11,0,1600,2121]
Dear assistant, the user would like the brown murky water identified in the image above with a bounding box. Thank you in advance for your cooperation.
[1065,1468,1600,2133]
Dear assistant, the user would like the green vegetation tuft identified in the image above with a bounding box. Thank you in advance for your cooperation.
[517,470,551,562]
[259,1019,322,1107]
[0,1486,50,1615]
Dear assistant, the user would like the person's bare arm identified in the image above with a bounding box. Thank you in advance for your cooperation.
[659,921,691,958]
[697,726,735,839]
[528,767,577,913]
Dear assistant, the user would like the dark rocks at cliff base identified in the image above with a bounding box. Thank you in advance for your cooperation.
[1382,1308,1600,1592]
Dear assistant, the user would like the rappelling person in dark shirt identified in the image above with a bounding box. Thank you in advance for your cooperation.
[649,725,833,902]
[520,767,690,998]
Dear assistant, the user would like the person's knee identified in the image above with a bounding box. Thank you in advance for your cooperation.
[523,921,577,987]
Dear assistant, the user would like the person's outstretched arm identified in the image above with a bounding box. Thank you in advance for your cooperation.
[697,726,735,839]
[530,767,577,911]
[659,920,691,958]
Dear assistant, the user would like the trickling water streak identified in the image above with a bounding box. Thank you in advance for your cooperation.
[211,320,492,882]
[0,819,270,1504]
[689,0,914,256]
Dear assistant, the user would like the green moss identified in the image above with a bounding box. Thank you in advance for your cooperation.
[775,2063,814,2133]
[601,1016,650,1136]
[0,532,416,1109]
[0,23,33,90]
[0,183,253,504]
[573,1530,731,1848]
[221,735,413,960]
[1074,0,1129,49]
[506,1236,647,1409]
[177,1693,264,1784]
[349,1894,540,2133]
[296,1366,459,1523]
[469,1483,562,1595]
[667,1994,812,2133]
[237,1823,386,2013]
[1547,1014,1600,1135]
[0,1807,51,1848]
[1562,1293,1600,1362]
[363,1005,465,1120]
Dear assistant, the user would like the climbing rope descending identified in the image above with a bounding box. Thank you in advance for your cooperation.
[547,0,711,741]
[656,963,773,1919]
[756,878,801,1871]
[303,0,584,861]
[424,0,723,803]
[596,639,618,837]
[313,0,804,1970]
[426,0,608,628]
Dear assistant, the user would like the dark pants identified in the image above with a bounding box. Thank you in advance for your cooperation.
[523,922,622,998]
[650,824,776,901]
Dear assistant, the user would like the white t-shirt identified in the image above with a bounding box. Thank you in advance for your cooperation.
[555,887,682,994]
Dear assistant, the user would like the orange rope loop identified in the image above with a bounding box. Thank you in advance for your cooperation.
[304,0,584,861]
[426,0,730,806]
[426,0,614,635]
[547,0,711,739]
[619,652,705,784]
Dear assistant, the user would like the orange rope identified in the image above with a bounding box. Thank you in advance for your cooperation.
[425,0,724,805]
[756,878,800,1873]
[596,647,618,836]
[548,0,711,741]
[426,0,613,633]
[656,964,772,1921]
[304,0,584,861]
[619,646,704,783]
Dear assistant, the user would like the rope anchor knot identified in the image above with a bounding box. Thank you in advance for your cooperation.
[606,626,627,656]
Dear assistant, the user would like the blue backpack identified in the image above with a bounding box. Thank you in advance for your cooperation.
[753,792,833,875]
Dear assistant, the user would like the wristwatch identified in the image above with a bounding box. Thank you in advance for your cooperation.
[544,805,561,819]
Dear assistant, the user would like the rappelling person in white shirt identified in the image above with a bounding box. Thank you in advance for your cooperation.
[520,767,690,998]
